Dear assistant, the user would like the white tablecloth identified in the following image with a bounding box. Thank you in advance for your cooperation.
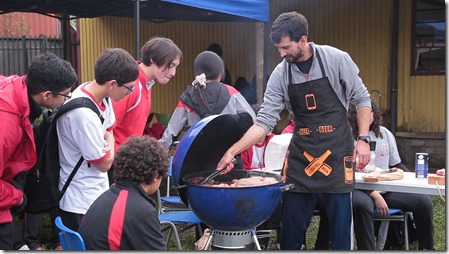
[355,171,445,196]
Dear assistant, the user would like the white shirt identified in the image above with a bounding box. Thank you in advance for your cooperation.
[56,83,115,214]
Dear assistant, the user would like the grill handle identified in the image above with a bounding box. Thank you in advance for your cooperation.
[280,183,295,192]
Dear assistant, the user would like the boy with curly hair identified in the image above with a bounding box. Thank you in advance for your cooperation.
[79,136,169,250]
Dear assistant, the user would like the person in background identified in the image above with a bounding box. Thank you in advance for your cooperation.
[143,113,165,140]
[346,98,433,250]
[56,48,139,231]
[159,50,256,150]
[0,52,77,250]
[110,36,182,184]
[79,136,169,250]
[281,119,294,134]
[234,76,257,105]
[22,210,61,250]
[207,43,232,85]
[215,11,372,250]
[241,133,275,170]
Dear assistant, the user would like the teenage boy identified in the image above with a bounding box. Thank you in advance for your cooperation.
[0,52,77,250]
[56,48,139,231]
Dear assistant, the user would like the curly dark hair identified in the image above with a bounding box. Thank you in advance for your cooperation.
[113,136,169,184]
[347,96,383,139]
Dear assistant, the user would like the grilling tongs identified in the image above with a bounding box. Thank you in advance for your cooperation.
[197,158,236,185]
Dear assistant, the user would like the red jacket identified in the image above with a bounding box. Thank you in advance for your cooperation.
[112,63,152,152]
[0,75,36,223]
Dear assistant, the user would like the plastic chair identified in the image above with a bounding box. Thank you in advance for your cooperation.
[54,216,86,250]
[374,208,411,250]
[158,156,190,214]
[157,188,203,250]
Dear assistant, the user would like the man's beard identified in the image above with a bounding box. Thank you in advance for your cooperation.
[285,50,303,63]
[284,47,304,63]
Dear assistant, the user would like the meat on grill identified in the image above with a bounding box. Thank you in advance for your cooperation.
[188,176,278,187]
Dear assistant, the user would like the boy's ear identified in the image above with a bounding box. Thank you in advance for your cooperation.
[41,91,53,102]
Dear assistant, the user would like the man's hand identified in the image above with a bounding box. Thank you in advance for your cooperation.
[217,151,236,174]
[354,141,370,171]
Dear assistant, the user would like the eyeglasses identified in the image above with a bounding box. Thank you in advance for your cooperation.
[117,81,133,95]
[51,91,72,100]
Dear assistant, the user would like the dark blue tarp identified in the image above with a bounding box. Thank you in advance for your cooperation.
[163,0,269,22]
[0,0,269,22]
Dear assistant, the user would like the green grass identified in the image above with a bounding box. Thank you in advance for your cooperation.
[18,193,445,250]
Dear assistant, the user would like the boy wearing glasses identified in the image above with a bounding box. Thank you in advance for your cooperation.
[0,52,77,250]
[56,48,139,231]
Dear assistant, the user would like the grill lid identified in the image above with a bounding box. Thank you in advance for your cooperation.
[171,113,253,204]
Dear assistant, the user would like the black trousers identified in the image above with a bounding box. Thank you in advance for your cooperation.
[1,219,28,250]
[23,209,60,249]
[59,209,84,232]
[316,189,434,250]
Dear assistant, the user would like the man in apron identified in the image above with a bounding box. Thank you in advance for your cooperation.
[216,11,372,250]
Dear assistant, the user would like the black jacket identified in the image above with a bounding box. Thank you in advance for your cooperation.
[79,180,166,250]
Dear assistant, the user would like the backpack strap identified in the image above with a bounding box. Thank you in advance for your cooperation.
[54,97,104,124]
[54,97,106,200]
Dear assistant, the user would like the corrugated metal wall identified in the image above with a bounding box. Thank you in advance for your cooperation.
[79,17,258,114]
[78,0,445,134]
[268,0,392,111]
[0,12,60,37]
[396,0,445,133]
[268,0,444,134]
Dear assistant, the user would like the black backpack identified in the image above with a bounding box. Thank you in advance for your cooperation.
[24,97,104,214]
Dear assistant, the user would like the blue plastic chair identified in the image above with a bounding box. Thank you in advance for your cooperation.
[54,216,86,250]
[374,208,411,250]
[157,189,203,250]
[158,156,190,214]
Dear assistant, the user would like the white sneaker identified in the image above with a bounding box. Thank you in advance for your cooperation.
[18,244,30,250]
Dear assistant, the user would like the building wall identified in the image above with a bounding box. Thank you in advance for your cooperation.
[396,0,445,134]
[0,12,60,37]
[78,0,445,135]
[79,17,258,115]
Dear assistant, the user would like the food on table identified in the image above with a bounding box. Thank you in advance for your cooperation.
[428,168,445,185]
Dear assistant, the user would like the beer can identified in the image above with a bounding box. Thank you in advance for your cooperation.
[415,153,429,178]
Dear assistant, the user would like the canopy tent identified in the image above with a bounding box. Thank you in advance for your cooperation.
[0,0,269,22]
[0,0,270,103]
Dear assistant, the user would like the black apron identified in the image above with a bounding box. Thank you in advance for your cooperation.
[285,50,354,193]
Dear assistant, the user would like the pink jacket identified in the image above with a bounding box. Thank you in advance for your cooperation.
[0,75,36,223]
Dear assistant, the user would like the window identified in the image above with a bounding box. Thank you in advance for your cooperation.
[412,0,445,75]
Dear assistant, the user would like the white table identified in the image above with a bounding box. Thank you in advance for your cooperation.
[355,172,445,196]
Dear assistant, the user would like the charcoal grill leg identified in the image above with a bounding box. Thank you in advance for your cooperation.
[250,228,262,250]
[203,228,215,250]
